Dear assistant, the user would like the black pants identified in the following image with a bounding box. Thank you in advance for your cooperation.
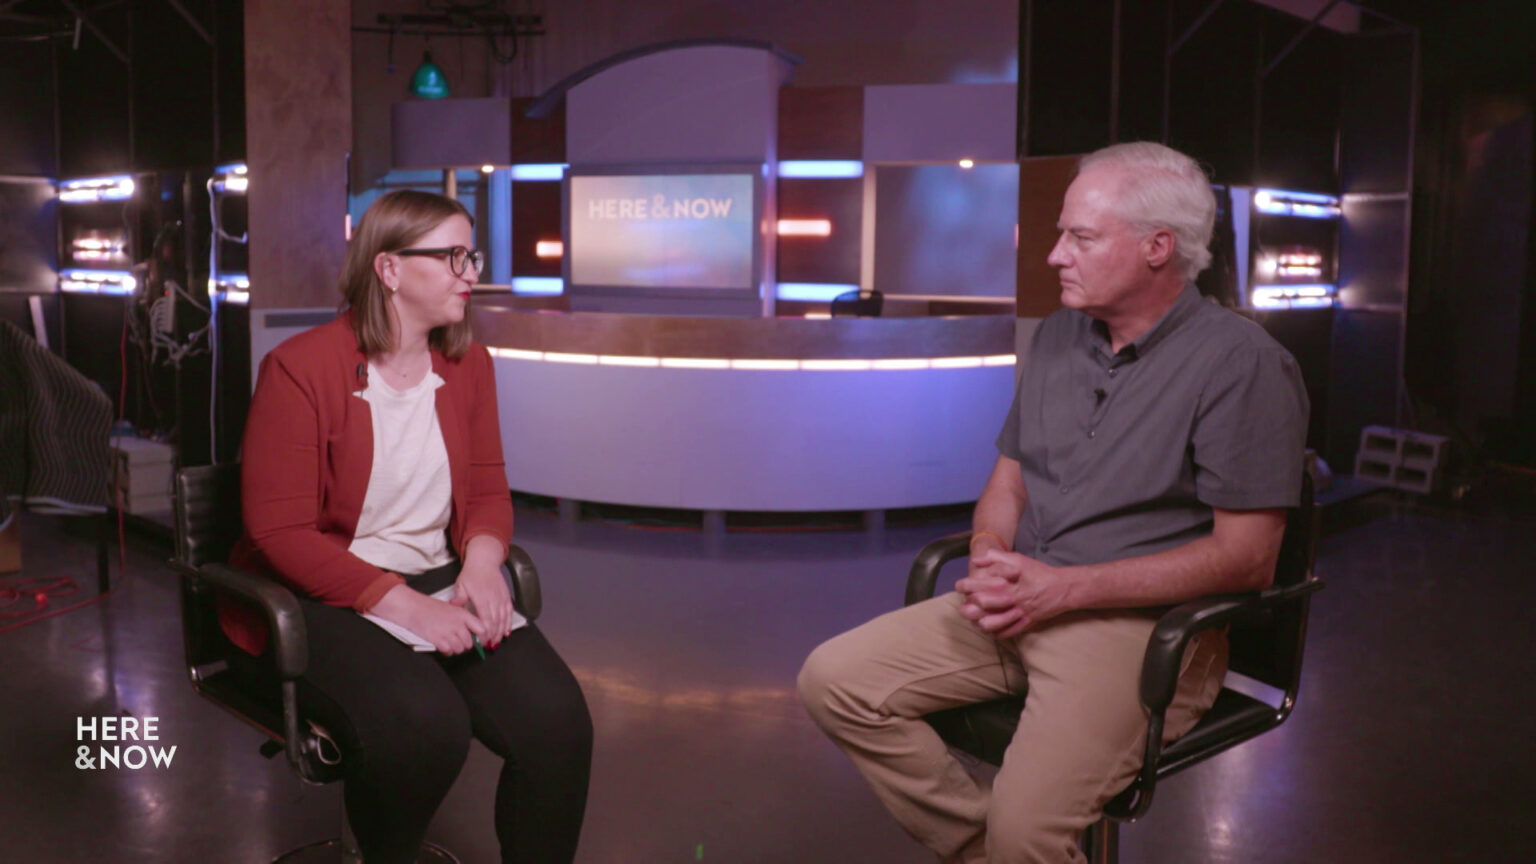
[293,564,592,864]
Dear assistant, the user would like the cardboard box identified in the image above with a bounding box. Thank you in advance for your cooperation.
[111,438,175,515]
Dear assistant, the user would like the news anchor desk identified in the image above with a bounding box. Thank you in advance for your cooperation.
[471,303,1016,515]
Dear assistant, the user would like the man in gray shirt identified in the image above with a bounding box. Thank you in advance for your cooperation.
[799,142,1308,864]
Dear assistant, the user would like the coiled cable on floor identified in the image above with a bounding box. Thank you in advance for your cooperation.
[0,575,107,633]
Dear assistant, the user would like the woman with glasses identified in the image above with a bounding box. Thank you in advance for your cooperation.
[230,189,591,863]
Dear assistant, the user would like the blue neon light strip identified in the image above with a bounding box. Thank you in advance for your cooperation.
[1254,188,1340,219]
[1253,283,1334,297]
[1251,284,1337,309]
[510,164,568,181]
[215,272,251,290]
[511,277,564,295]
[58,175,136,202]
[776,282,859,302]
[777,161,865,179]
[1257,188,1336,204]
[60,269,136,294]
[1286,296,1334,309]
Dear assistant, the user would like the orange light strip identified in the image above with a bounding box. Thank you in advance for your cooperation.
[489,348,1016,371]
[776,219,832,237]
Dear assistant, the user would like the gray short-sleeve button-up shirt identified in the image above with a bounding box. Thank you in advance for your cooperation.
[995,285,1309,567]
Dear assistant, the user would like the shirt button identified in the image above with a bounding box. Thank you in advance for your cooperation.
[1060,485,1070,494]
[1108,368,1118,376]
[1088,430,1096,439]
[1040,544,1050,554]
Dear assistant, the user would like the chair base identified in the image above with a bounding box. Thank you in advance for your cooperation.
[271,838,459,864]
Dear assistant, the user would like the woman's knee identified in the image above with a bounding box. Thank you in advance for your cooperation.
[472,645,593,766]
[537,672,593,760]
[359,696,474,774]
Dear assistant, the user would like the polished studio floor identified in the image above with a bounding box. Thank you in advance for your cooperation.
[1,482,1533,864]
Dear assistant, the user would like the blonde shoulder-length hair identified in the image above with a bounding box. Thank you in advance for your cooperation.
[339,189,475,359]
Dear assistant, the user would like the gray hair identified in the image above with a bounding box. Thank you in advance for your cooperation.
[1078,142,1216,279]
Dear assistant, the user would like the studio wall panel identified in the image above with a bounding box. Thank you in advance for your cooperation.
[874,164,1017,299]
[0,40,57,176]
[1165,1,1261,185]
[1114,0,1170,145]
[509,98,565,164]
[1255,22,1342,191]
[1327,308,1402,470]
[778,86,863,161]
[245,0,351,310]
[863,83,1015,164]
[1340,32,1416,196]
[131,0,217,171]
[214,0,246,165]
[1016,156,1077,318]
[776,176,861,286]
[1023,0,1114,156]
[510,180,563,279]
[0,181,57,295]
[57,5,134,177]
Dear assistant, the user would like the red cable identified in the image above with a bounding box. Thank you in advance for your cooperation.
[0,594,108,634]
[0,575,79,610]
[0,574,107,634]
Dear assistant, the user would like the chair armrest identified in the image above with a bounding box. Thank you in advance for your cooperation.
[905,532,973,607]
[1105,577,1324,822]
[192,562,309,680]
[1139,578,1323,713]
[507,543,542,622]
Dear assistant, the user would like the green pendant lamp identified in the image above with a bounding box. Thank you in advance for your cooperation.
[410,50,449,99]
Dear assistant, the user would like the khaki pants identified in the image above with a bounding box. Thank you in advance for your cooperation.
[798,592,1227,864]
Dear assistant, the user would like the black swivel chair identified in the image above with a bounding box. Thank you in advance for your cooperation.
[172,464,544,863]
[829,288,884,317]
[905,473,1321,863]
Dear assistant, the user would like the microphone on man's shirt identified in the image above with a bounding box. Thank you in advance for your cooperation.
[356,362,367,385]
[1093,387,1107,405]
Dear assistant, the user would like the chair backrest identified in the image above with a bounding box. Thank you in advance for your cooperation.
[1226,470,1317,691]
[174,465,249,678]
[174,464,243,569]
[830,289,883,317]
[173,464,345,782]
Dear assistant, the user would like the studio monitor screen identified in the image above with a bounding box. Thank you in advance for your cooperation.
[563,165,764,311]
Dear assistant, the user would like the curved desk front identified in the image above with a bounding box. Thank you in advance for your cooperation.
[473,307,1017,513]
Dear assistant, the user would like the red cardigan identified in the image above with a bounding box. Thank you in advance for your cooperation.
[225,313,513,655]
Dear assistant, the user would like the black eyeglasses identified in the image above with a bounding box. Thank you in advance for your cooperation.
[394,245,484,276]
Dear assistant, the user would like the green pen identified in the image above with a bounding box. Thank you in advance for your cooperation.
[466,600,488,660]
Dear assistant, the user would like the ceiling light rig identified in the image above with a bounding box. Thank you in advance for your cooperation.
[359,5,546,70]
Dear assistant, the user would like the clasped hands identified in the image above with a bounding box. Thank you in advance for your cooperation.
[381,560,516,657]
[955,535,1072,640]
[449,561,517,650]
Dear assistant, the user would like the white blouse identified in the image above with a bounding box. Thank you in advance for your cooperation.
[347,364,454,575]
